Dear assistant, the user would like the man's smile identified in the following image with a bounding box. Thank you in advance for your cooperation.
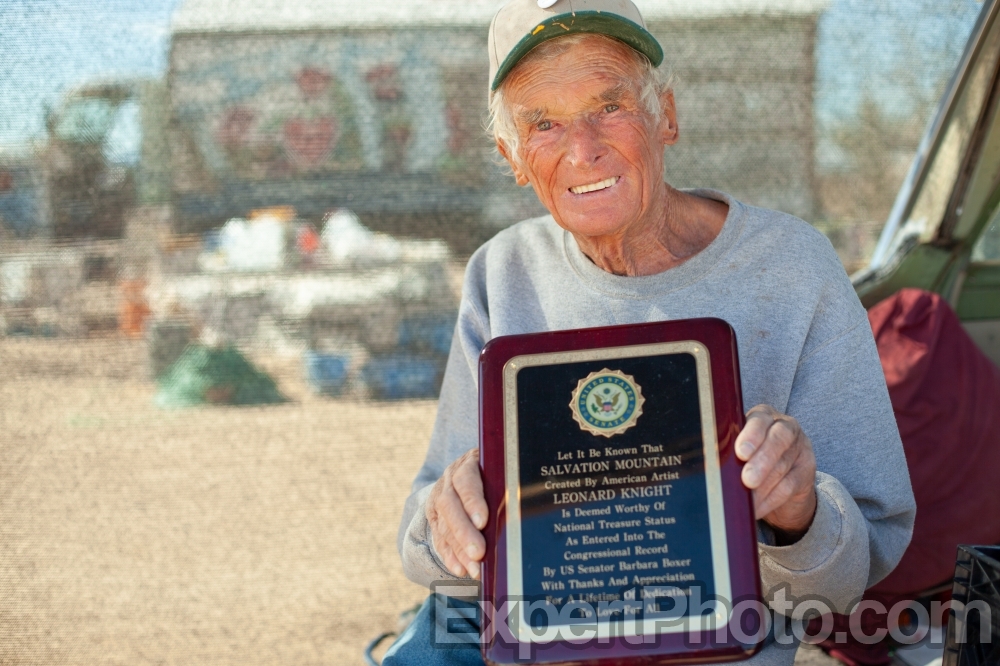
[569,176,620,195]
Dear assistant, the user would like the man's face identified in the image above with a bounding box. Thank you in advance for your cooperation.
[498,36,678,240]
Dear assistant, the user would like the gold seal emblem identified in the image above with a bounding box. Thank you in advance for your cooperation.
[570,368,644,438]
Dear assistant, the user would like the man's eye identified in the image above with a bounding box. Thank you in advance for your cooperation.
[604,104,620,113]
[536,120,553,131]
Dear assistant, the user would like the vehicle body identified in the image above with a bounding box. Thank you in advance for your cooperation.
[0,81,146,241]
[854,0,1000,366]
[43,81,146,239]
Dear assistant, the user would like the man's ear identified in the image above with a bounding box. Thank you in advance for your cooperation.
[496,139,530,186]
[657,89,679,146]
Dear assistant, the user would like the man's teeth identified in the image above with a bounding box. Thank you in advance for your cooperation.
[570,177,619,194]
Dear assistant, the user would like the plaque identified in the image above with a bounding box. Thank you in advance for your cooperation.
[478,318,761,664]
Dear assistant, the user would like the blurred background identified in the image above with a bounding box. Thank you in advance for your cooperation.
[0,0,986,664]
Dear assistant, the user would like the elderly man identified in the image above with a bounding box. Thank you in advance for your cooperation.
[387,0,915,664]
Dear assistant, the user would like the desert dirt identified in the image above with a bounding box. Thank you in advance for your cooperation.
[0,337,835,665]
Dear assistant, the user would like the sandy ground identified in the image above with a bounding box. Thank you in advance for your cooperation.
[0,338,836,666]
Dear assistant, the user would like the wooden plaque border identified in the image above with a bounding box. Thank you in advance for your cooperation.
[478,318,761,665]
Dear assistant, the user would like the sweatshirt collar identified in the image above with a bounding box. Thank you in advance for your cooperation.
[561,189,746,299]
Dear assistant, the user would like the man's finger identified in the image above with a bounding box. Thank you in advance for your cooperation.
[756,478,791,520]
[757,471,808,521]
[439,483,486,564]
[735,408,775,461]
[440,518,484,579]
[432,529,466,578]
[754,440,800,502]
[453,452,488,530]
[441,528,481,580]
[434,512,478,578]
[741,419,796,489]
[754,467,794,519]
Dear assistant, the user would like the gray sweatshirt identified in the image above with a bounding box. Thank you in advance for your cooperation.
[397,190,915,664]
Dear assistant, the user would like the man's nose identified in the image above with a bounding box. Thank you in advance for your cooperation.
[564,117,606,168]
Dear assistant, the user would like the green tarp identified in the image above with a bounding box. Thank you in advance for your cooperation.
[155,344,286,408]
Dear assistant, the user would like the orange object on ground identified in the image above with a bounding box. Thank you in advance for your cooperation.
[249,206,296,221]
[296,224,321,255]
[119,280,151,338]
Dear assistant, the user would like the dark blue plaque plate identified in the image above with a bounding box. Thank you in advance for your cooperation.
[479,318,760,665]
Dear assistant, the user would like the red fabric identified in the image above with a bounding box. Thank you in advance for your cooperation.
[811,289,1000,666]
[867,288,1000,594]
[809,588,952,665]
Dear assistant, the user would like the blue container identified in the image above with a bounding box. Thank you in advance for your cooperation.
[360,354,444,400]
[0,166,43,238]
[398,313,457,356]
[203,229,222,253]
[303,351,351,395]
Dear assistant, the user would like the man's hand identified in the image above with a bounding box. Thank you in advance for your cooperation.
[425,448,488,579]
[735,405,817,542]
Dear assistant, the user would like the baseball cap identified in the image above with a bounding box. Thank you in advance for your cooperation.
[488,0,664,92]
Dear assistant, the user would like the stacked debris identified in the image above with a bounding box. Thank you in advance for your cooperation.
[145,208,456,401]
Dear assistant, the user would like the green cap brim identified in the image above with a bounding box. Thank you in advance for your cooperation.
[491,11,664,91]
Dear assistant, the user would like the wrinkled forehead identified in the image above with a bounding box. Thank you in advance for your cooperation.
[501,35,646,113]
